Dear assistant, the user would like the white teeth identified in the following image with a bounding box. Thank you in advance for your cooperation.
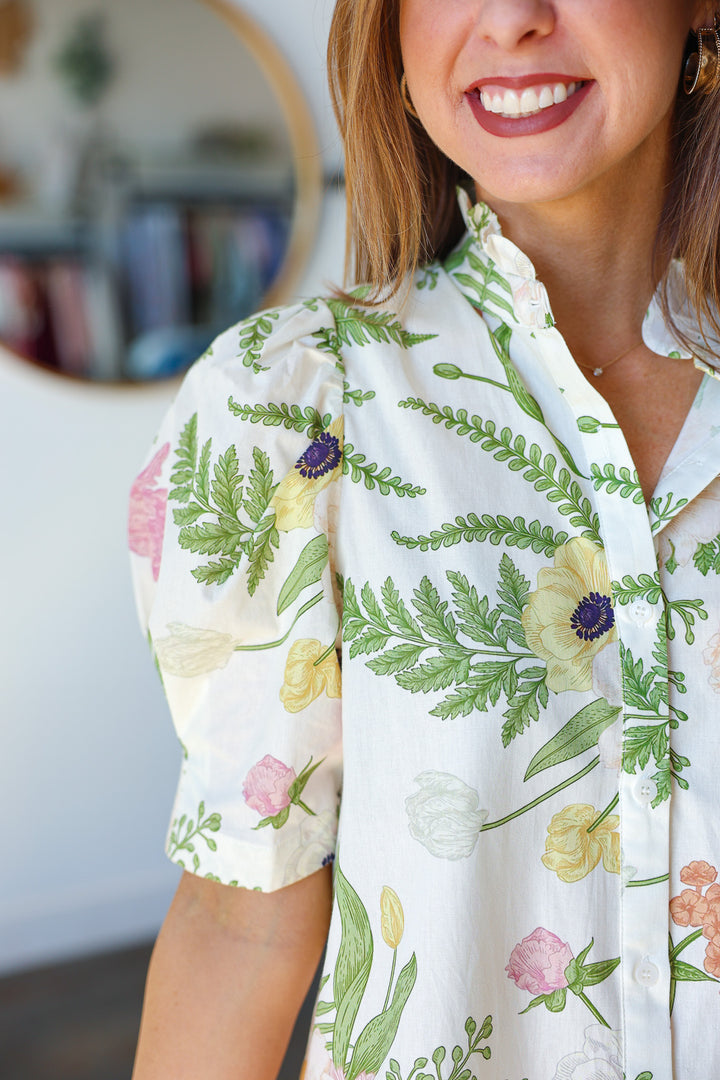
[538,86,554,109]
[519,88,539,115]
[479,80,581,119]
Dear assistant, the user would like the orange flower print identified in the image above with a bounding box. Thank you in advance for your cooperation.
[701,887,720,941]
[670,889,709,928]
[704,940,720,978]
[680,861,718,889]
[669,860,720,988]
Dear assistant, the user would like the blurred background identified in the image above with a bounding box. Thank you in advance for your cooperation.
[0,0,343,1074]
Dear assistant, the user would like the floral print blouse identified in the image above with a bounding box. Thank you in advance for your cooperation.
[129,191,720,1080]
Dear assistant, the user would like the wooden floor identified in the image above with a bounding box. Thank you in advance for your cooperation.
[0,942,316,1079]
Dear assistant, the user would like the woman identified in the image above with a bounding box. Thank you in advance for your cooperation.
[129,3,720,1078]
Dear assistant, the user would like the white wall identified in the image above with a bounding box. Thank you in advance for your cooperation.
[1,0,344,975]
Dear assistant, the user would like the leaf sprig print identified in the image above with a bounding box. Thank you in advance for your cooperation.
[589,463,644,503]
[236,310,280,372]
[309,298,437,366]
[392,513,569,556]
[611,571,708,644]
[167,800,222,872]
[169,413,279,590]
[445,239,516,321]
[693,536,720,576]
[386,1014,493,1080]
[620,619,690,805]
[397,400,601,541]
[227,398,331,439]
[343,443,426,498]
[343,560,550,742]
[343,380,376,407]
[649,492,689,534]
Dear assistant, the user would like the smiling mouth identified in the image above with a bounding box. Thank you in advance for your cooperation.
[472,80,586,119]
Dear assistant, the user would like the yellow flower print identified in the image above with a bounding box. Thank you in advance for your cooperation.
[380,886,405,949]
[542,803,620,883]
[279,638,341,713]
[521,537,617,693]
[271,417,343,532]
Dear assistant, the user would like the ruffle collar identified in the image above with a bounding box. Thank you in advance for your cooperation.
[454,188,720,380]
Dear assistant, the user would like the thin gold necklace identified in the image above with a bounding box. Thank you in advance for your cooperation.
[576,341,644,378]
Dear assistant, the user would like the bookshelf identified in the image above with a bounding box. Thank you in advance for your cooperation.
[0,153,294,381]
[0,0,323,383]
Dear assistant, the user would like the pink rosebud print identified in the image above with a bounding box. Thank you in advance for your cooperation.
[506,927,574,995]
[242,755,296,817]
[128,442,170,581]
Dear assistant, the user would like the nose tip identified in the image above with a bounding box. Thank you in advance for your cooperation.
[475,0,555,51]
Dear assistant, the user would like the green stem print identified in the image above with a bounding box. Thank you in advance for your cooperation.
[397,400,601,543]
[479,756,600,832]
[169,413,279,590]
[433,317,584,478]
[587,794,620,834]
[314,870,419,1080]
[626,873,670,889]
[576,416,620,434]
[386,1015,493,1080]
[167,800,221,874]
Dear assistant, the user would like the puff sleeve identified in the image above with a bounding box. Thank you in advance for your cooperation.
[129,302,344,891]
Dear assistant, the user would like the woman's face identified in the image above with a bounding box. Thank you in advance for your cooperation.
[399,0,704,208]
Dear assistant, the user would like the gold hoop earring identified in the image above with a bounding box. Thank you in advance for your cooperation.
[400,72,419,120]
[684,16,720,95]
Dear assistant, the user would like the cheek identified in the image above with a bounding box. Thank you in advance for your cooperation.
[399,0,467,96]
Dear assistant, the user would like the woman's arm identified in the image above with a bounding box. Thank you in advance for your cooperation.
[132,866,333,1080]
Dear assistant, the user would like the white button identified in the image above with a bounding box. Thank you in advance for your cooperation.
[628,600,655,626]
[633,777,658,806]
[634,959,660,987]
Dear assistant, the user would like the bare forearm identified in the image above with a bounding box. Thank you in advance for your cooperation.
[132,869,332,1080]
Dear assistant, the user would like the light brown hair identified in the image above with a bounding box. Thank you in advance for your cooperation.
[328,0,468,299]
[329,0,720,355]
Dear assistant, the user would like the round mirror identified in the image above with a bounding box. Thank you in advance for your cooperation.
[0,0,322,381]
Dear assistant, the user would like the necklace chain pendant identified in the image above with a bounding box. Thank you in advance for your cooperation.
[592,367,603,377]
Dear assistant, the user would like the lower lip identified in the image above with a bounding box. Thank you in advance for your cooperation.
[466,81,593,138]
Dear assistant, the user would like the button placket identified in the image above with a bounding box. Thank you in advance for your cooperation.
[570,406,671,1078]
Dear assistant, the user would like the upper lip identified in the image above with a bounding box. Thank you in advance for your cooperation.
[465,73,587,92]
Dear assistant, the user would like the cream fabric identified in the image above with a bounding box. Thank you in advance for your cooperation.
[130,195,720,1080]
